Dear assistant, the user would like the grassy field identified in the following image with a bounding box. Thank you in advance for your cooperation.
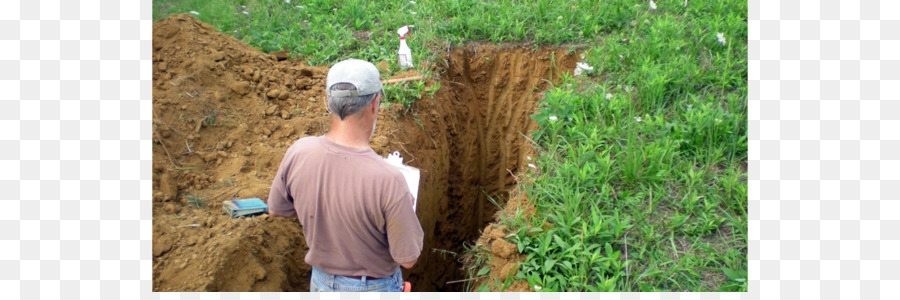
[154,0,748,292]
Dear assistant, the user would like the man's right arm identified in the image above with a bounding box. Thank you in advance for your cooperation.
[267,156,298,218]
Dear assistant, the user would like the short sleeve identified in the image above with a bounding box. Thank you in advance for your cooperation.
[267,154,297,217]
[384,190,424,264]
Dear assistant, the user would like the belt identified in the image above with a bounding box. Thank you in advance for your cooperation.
[345,275,386,280]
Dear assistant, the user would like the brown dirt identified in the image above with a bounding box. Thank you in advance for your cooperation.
[462,190,537,292]
[152,14,578,292]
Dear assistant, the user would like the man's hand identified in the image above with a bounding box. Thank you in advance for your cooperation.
[400,258,417,269]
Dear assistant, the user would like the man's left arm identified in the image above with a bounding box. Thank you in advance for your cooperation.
[384,191,424,267]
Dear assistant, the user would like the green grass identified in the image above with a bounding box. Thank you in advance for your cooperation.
[154,0,747,292]
[154,0,664,67]
[503,75,747,292]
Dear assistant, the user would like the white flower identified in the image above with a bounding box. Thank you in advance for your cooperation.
[715,118,722,123]
[526,156,532,161]
[333,8,338,11]
[297,5,303,9]
[549,116,558,122]
[411,11,417,15]
[605,93,613,100]
[649,0,657,10]
[410,0,416,4]
[635,116,642,123]
[285,0,291,3]
[574,62,593,76]
[527,163,537,169]
[716,32,726,46]
[618,54,624,59]
[242,11,249,15]
[534,285,543,291]
[241,5,246,9]
[557,16,563,21]
[189,11,200,15]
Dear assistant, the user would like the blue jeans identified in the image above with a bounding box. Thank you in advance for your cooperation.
[309,266,404,292]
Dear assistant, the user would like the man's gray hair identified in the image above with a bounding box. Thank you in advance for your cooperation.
[327,82,383,120]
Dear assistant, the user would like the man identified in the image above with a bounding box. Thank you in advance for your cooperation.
[267,59,424,292]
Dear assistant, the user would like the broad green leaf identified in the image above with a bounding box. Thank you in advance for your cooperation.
[476,283,490,292]
[552,235,567,249]
[542,259,556,273]
[722,267,746,282]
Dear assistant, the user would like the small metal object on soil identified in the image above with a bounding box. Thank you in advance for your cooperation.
[171,223,201,230]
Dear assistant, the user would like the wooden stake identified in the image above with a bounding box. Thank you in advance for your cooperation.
[382,75,424,85]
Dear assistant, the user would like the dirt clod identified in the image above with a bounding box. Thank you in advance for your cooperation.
[154,237,173,257]
[376,61,389,72]
[231,82,251,95]
[158,172,177,201]
[491,239,517,258]
[372,136,389,149]
[272,50,290,61]
[498,261,519,281]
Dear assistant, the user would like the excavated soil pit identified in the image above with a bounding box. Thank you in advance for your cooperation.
[406,46,579,291]
[151,14,577,292]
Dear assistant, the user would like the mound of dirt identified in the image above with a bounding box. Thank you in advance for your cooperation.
[152,13,332,292]
[152,14,578,292]
[153,212,309,292]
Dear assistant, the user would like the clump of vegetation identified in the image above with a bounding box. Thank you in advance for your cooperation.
[183,194,206,208]
[382,80,439,111]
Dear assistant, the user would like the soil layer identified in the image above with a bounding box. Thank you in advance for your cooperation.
[152,14,577,292]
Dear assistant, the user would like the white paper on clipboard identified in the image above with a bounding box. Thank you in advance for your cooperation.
[384,151,420,211]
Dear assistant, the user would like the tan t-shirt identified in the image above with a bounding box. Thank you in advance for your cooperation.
[267,136,424,278]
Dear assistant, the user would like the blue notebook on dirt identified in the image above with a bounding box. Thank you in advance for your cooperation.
[222,198,268,218]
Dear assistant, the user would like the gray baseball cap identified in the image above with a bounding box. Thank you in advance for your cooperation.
[325,59,383,97]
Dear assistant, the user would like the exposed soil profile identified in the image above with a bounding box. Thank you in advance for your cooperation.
[152,14,577,292]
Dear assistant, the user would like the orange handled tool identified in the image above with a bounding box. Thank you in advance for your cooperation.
[403,281,412,292]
